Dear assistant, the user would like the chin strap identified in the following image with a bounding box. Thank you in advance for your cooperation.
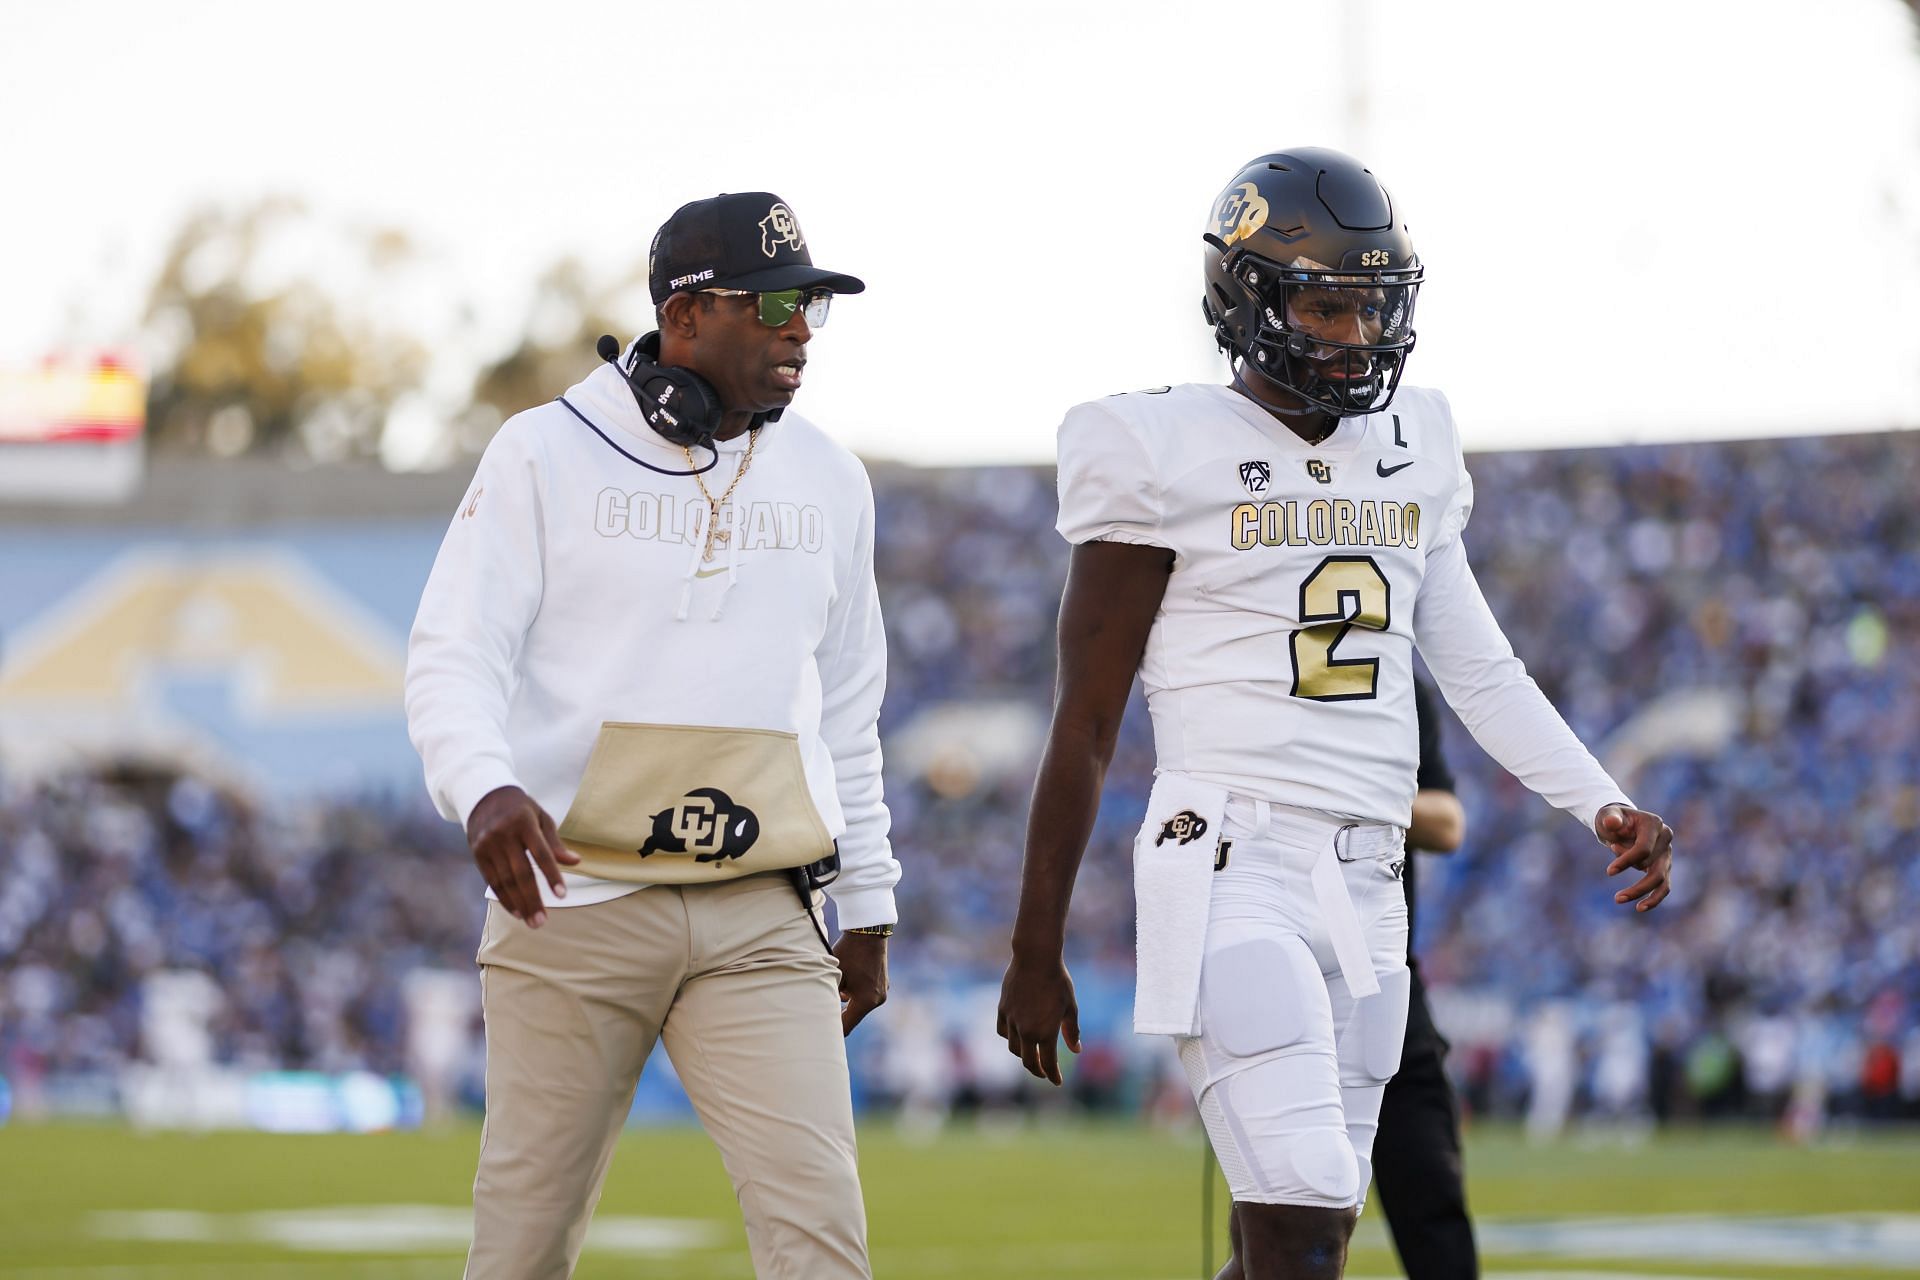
[1232,361,1340,441]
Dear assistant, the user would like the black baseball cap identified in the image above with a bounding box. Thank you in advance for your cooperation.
[648,192,866,304]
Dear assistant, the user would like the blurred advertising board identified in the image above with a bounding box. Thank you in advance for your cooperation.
[0,352,146,501]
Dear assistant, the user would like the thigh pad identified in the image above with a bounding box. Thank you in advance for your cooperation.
[1338,962,1411,1086]
[1200,937,1333,1062]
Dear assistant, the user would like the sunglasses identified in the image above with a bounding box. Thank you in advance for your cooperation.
[701,287,833,329]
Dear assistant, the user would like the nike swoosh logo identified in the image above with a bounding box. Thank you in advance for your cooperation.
[1376,459,1415,477]
[694,566,729,579]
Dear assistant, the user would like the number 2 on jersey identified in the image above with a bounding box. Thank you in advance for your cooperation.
[1289,556,1390,701]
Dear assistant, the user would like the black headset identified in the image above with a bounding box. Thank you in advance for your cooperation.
[597,331,785,451]
[597,331,727,450]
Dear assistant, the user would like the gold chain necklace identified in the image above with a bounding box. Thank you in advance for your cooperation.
[684,428,760,563]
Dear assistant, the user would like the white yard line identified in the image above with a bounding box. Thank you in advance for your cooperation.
[84,1205,722,1256]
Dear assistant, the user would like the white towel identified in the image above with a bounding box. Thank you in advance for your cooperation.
[1133,772,1228,1036]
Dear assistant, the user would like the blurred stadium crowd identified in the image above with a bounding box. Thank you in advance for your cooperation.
[3,429,1918,1132]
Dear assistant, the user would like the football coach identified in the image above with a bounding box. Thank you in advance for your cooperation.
[406,191,899,1279]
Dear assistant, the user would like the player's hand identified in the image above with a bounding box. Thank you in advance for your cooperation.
[1595,802,1673,912]
[997,948,1081,1086]
[465,785,579,927]
[833,932,889,1036]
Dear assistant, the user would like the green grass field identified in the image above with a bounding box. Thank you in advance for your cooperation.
[3,1121,1917,1278]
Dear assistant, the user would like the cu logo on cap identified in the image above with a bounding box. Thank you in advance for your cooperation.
[760,203,805,258]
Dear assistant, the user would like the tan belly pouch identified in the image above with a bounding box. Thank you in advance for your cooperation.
[557,722,835,885]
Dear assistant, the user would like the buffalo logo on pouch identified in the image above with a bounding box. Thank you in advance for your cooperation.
[1155,810,1209,847]
[639,787,762,863]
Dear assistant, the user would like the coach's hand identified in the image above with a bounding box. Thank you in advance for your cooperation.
[834,933,889,1036]
[997,949,1081,1086]
[465,785,579,928]
[1596,802,1673,912]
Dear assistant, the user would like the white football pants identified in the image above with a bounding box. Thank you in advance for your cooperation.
[1177,798,1411,1208]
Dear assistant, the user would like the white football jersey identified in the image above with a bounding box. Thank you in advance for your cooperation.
[1056,381,1627,829]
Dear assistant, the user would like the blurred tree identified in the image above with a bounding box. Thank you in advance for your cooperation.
[463,257,643,447]
[142,200,430,460]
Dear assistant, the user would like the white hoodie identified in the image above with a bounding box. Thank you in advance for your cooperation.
[404,354,898,928]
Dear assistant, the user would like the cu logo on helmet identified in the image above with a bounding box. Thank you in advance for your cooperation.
[1215,182,1270,248]
[760,203,805,258]
[639,787,762,863]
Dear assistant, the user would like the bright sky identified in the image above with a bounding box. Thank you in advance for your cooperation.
[3,0,1917,466]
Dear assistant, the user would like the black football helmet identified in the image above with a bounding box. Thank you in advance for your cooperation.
[1201,148,1422,417]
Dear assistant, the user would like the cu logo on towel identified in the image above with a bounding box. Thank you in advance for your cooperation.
[1155,810,1209,847]
[639,788,762,863]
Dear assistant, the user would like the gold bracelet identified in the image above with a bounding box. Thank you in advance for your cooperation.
[845,924,894,938]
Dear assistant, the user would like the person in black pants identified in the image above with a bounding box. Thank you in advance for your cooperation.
[1373,675,1479,1280]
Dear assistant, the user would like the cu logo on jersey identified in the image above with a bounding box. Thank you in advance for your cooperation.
[1215,182,1270,248]
[1305,459,1334,485]
[1238,460,1271,496]
[1155,810,1209,847]
[639,787,762,863]
[760,203,805,258]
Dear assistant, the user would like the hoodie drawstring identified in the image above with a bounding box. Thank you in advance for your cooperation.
[711,501,742,620]
[674,502,707,621]
[676,443,754,622]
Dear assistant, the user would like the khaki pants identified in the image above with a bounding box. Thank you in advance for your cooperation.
[465,873,870,1279]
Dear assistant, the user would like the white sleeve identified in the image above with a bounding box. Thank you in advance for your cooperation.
[404,425,547,827]
[1054,401,1168,548]
[1425,391,1475,558]
[1413,532,1631,830]
[816,467,900,929]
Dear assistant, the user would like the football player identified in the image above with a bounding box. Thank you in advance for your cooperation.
[997,148,1673,1280]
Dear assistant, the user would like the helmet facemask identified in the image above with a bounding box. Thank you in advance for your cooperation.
[1232,253,1421,417]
